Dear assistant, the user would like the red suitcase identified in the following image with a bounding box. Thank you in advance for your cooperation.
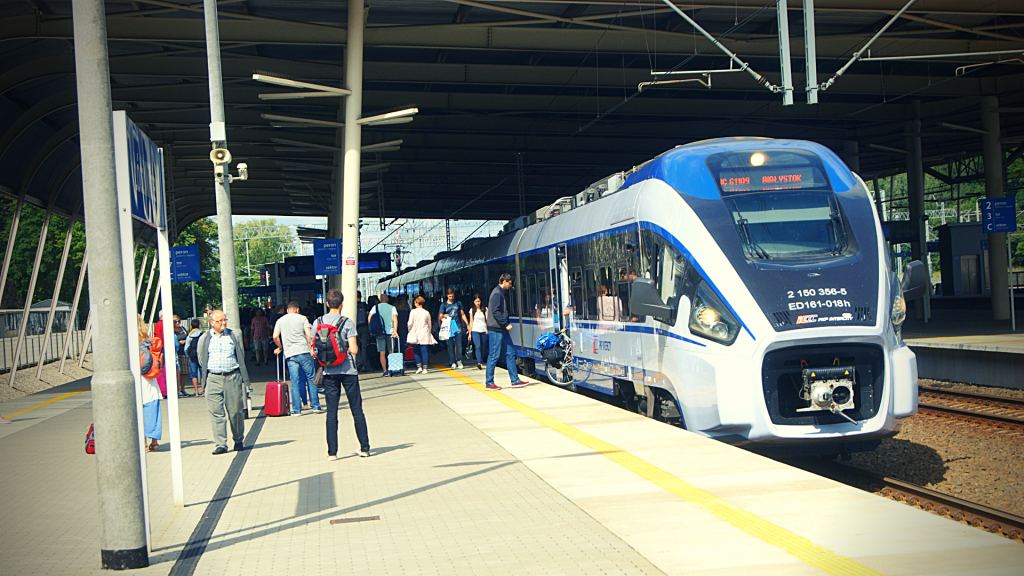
[404,344,416,364]
[265,360,290,416]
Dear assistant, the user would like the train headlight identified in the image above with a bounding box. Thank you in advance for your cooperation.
[689,284,739,345]
[890,273,907,329]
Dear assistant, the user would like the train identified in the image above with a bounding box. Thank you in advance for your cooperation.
[376,137,928,456]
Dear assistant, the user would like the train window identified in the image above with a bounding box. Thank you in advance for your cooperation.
[523,274,535,318]
[569,267,583,319]
[596,266,620,321]
[583,267,599,320]
[536,274,551,318]
[649,241,695,325]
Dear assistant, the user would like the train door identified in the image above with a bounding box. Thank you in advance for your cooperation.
[550,245,570,332]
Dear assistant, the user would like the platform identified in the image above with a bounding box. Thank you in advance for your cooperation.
[1,356,1022,576]
[902,312,1024,389]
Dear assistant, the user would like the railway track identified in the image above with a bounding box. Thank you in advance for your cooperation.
[783,457,1024,544]
[917,385,1024,433]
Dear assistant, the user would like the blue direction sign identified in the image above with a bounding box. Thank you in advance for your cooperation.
[981,198,1017,233]
[170,246,200,283]
[313,239,343,276]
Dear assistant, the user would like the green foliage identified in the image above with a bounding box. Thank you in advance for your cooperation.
[232,219,297,306]
[0,198,88,323]
[170,218,221,317]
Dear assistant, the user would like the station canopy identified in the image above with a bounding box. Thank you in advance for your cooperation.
[1,1,1022,235]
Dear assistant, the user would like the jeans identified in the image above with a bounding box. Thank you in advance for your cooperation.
[286,353,320,413]
[472,331,489,365]
[323,373,369,456]
[356,325,370,371]
[486,329,519,387]
[445,329,464,365]
[415,344,430,367]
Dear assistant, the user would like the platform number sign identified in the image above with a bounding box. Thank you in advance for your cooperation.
[981,198,1017,233]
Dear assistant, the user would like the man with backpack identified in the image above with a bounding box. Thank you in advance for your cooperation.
[316,289,369,460]
[273,301,323,416]
[367,293,398,377]
[184,319,203,396]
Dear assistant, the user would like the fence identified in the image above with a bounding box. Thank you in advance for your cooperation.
[0,328,91,373]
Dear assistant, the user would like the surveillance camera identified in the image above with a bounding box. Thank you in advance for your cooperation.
[210,148,232,164]
[236,163,248,180]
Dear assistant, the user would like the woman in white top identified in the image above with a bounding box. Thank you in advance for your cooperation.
[138,315,163,452]
[469,293,489,371]
[406,296,437,374]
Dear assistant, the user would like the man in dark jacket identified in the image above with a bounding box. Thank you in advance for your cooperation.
[485,273,527,391]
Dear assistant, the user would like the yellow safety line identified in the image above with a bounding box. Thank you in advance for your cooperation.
[2,386,91,420]
[431,364,885,576]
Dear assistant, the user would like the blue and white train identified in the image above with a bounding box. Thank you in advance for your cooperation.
[377,138,926,455]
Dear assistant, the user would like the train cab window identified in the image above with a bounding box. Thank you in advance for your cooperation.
[706,149,855,262]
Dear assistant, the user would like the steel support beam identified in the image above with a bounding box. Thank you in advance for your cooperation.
[71,0,149,568]
[803,0,818,104]
[906,100,930,321]
[35,212,79,380]
[59,248,87,374]
[0,190,26,304]
[777,0,794,106]
[7,205,53,386]
[982,94,1009,321]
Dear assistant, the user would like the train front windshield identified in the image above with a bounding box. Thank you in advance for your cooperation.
[706,149,852,261]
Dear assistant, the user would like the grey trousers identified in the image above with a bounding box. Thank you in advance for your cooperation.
[206,370,245,449]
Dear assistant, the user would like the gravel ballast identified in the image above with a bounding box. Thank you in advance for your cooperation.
[847,379,1024,517]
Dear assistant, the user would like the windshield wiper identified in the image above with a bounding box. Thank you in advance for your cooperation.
[737,217,772,260]
[828,203,848,255]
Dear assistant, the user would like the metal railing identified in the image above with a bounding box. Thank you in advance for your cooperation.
[0,327,91,373]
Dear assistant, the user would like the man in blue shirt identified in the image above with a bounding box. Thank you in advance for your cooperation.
[198,310,251,454]
[368,293,398,377]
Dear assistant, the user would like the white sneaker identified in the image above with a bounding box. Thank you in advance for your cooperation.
[327,455,339,461]
[457,362,464,369]
[422,367,428,374]
[451,363,457,369]
[415,367,424,374]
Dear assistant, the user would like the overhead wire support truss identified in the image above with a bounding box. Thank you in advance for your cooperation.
[818,0,919,93]
[659,0,783,95]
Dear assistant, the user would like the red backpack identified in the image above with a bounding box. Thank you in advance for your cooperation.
[312,316,349,367]
[140,336,164,378]
[85,424,95,454]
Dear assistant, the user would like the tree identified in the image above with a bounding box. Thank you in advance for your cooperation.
[170,218,221,317]
[232,219,298,307]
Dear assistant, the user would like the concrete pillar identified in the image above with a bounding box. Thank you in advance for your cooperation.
[339,0,364,318]
[842,140,860,173]
[982,94,1009,320]
[71,0,149,569]
[905,100,929,320]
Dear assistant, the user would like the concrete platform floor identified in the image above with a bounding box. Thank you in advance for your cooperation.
[1,356,1022,576]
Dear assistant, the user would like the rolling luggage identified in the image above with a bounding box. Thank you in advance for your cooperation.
[387,338,405,376]
[265,360,290,416]
[403,344,416,366]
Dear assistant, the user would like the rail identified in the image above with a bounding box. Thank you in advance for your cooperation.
[918,385,1024,433]
[0,329,91,374]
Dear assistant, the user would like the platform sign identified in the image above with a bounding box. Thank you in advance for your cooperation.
[981,198,1017,233]
[313,240,342,275]
[358,252,392,273]
[114,112,166,230]
[170,246,200,283]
